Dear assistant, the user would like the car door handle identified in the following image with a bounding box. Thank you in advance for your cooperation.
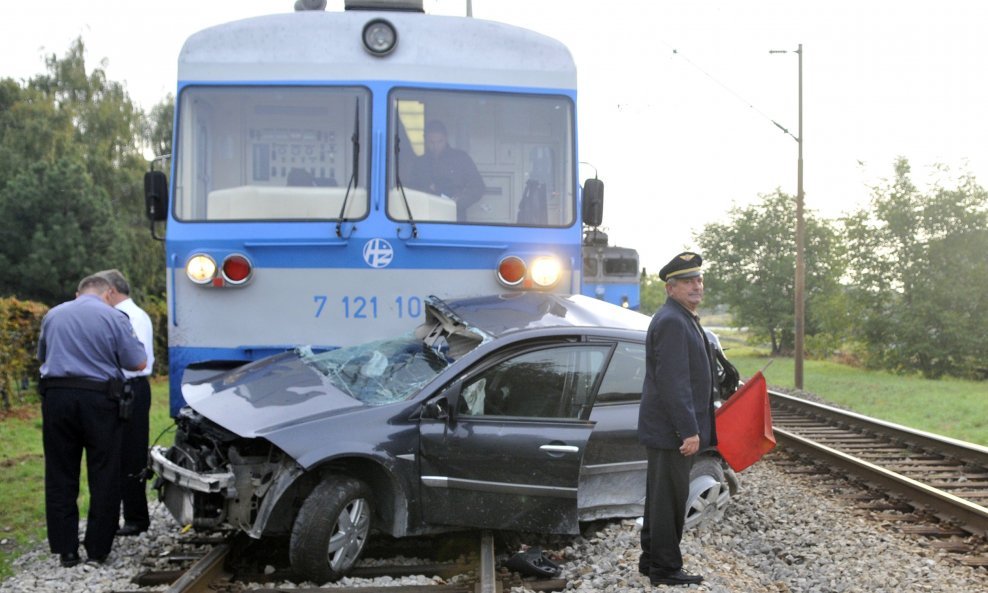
[540,444,579,454]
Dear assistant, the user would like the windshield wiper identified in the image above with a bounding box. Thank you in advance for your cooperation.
[336,99,360,238]
[394,133,418,239]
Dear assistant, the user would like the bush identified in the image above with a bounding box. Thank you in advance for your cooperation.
[141,294,168,376]
[0,297,48,409]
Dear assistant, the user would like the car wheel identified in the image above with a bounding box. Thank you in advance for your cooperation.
[289,476,372,584]
[684,455,731,530]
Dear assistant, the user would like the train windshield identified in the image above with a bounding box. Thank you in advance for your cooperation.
[604,257,639,276]
[388,88,575,227]
[172,86,371,221]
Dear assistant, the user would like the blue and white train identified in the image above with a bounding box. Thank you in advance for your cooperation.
[581,230,641,311]
[144,0,605,415]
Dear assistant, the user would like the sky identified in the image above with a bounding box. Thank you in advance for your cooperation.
[3,0,987,273]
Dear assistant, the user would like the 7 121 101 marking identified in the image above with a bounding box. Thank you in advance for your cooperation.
[313,295,425,319]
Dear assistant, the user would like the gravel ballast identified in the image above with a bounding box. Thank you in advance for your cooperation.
[2,456,986,592]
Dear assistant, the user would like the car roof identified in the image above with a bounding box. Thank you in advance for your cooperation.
[435,293,651,339]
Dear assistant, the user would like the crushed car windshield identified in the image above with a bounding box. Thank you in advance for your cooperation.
[299,335,452,405]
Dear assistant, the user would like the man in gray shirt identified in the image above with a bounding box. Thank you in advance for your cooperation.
[37,274,147,567]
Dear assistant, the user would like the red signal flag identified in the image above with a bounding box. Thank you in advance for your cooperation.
[715,371,776,472]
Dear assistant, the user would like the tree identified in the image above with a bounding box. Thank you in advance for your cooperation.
[843,158,988,378]
[142,93,174,161]
[0,37,166,304]
[639,272,666,315]
[0,158,126,303]
[695,190,844,355]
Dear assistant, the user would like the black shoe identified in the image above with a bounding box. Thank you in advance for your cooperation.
[59,552,81,567]
[87,554,108,565]
[116,522,149,536]
[650,569,703,586]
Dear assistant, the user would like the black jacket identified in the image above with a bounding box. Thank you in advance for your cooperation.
[637,297,717,450]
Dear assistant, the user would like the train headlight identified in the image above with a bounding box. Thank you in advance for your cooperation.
[362,19,397,56]
[530,256,562,288]
[186,254,217,285]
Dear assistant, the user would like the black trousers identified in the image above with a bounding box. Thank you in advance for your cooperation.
[42,387,122,558]
[639,447,693,577]
[120,377,151,527]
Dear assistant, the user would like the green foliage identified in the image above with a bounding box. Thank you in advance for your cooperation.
[730,355,987,445]
[142,293,169,375]
[695,190,845,355]
[639,272,666,315]
[142,93,175,160]
[0,37,167,305]
[842,158,988,379]
[0,159,127,303]
[0,297,47,410]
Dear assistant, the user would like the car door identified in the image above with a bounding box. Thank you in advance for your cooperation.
[418,342,609,534]
[580,340,649,521]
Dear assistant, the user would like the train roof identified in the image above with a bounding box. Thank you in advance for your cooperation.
[179,10,576,90]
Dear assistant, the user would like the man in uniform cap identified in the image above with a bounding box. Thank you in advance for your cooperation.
[637,251,718,586]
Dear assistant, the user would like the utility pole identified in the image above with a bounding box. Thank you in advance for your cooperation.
[770,43,805,390]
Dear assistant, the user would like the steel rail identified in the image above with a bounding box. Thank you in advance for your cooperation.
[476,530,498,593]
[770,390,988,467]
[769,391,988,538]
[163,543,231,593]
[773,426,988,537]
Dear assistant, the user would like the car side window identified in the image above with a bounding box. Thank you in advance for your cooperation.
[595,341,645,404]
[459,345,609,419]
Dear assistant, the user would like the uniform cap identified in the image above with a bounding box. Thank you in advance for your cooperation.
[659,251,703,282]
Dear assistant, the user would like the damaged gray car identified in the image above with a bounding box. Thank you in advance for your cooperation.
[150,293,738,583]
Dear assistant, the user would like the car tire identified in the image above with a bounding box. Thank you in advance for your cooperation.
[684,455,731,531]
[289,476,373,584]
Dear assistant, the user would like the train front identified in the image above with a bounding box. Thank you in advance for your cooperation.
[155,2,602,415]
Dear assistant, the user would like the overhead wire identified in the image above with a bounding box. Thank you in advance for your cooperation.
[664,42,799,143]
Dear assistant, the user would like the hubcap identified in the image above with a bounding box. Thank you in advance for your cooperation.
[326,497,371,570]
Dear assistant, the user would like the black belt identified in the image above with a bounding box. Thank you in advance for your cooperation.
[40,377,111,393]
[124,376,149,386]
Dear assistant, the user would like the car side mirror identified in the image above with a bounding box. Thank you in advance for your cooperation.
[423,381,461,424]
[422,398,450,421]
[582,178,604,227]
[144,170,168,222]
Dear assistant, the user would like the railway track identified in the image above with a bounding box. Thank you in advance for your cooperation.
[769,389,988,563]
[119,530,566,593]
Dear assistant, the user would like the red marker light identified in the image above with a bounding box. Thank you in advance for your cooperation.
[222,254,252,285]
[497,256,526,287]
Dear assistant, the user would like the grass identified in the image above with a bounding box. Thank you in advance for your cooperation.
[0,379,175,578]
[728,354,988,446]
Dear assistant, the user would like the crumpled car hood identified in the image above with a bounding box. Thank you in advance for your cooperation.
[182,350,363,438]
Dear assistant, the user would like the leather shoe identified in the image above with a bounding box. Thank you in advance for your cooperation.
[87,554,108,565]
[116,522,149,536]
[59,552,81,567]
[650,569,703,586]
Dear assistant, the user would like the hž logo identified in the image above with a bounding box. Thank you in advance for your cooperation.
[362,238,394,268]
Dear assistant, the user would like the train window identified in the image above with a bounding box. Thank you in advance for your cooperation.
[583,256,598,278]
[603,257,639,276]
[388,88,575,227]
[173,86,371,221]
